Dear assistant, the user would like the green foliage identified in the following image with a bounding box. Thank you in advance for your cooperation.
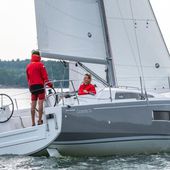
[0,59,69,88]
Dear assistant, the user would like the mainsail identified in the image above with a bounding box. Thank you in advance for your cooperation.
[35,0,170,92]
[103,0,170,91]
[34,0,108,64]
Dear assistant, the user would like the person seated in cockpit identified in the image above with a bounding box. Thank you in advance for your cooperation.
[78,74,96,96]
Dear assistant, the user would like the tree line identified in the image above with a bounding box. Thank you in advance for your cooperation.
[0,59,69,88]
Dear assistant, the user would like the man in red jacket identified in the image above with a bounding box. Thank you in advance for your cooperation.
[78,74,96,95]
[26,51,52,126]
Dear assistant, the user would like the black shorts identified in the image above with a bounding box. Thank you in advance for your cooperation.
[29,84,45,95]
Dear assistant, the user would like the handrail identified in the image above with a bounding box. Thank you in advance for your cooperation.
[44,79,147,106]
[45,79,80,106]
[44,76,170,106]
[45,79,145,104]
[60,82,65,106]
[70,80,79,105]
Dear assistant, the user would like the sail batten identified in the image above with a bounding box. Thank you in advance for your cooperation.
[40,51,106,65]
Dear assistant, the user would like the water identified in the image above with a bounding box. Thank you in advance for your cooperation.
[0,89,170,170]
[0,154,170,170]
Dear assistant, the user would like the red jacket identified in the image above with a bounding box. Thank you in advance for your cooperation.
[78,83,96,95]
[26,54,51,87]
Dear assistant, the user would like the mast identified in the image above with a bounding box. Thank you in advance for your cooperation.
[98,0,116,87]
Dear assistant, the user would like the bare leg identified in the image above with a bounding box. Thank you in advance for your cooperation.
[38,99,44,125]
[31,100,37,126]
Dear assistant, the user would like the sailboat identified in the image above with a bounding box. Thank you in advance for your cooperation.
[33,0,170,156]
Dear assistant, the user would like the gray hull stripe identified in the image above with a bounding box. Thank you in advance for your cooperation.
[54,136,170,145]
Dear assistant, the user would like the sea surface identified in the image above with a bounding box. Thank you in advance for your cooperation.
[0,89,170,170]
[1,154,170,170]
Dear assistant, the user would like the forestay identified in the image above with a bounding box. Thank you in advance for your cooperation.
[103,0,170,92]
[34,0,107,64]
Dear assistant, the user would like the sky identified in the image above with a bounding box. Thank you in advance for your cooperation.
[0,0,170,60]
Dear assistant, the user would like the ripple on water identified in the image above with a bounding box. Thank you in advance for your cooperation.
[1,154,170,170]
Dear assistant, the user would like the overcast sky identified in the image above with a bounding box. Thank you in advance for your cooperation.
[0,0,170,60]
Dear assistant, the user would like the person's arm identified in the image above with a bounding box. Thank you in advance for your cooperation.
[26,66,30,85]
[78,85,87,95]
[40,63,53,87]
[89,84,96,95]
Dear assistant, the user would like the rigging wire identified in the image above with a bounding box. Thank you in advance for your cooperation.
[69,64,106,86]
[116,0,141,77]
[129,0,147,93]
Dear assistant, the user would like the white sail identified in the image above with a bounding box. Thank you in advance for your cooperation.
[103,0,170,92]
[34,0,107,64]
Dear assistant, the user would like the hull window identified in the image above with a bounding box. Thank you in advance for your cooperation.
[115,92,154,100]
[153,111,170,121]
[115,92,141,100]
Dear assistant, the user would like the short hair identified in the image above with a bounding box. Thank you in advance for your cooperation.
[85,73,92,80]
[32,50,40,56]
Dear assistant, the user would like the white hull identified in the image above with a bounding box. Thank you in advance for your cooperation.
[52,136,170,156]
[0,107,62,156]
